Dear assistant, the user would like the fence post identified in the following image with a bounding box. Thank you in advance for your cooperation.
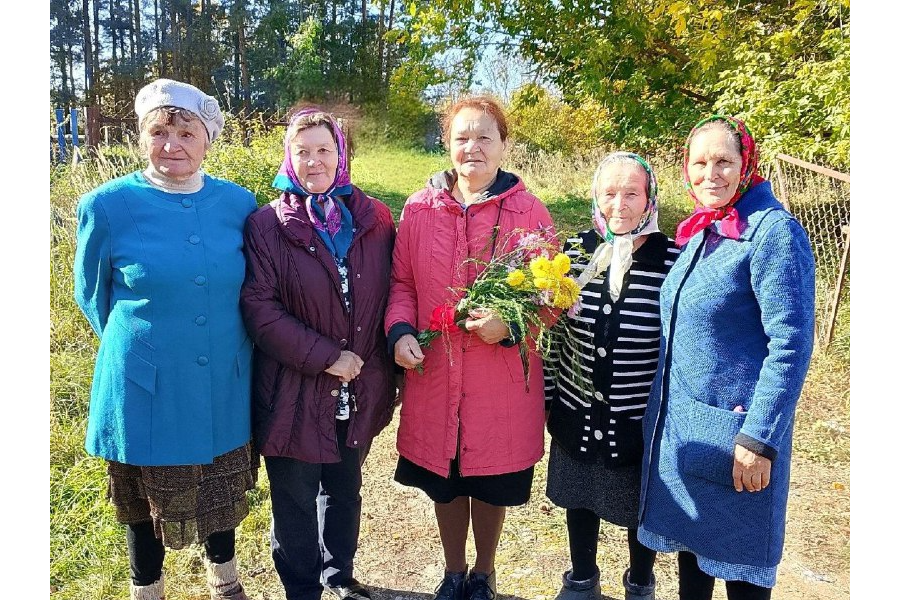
[824,224,850,349]
[55,108,66,162]
[774,159,790,212]
[85,106,101,149]
[70,108,79,149]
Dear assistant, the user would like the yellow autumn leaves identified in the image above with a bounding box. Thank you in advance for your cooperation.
[505,253,579,309]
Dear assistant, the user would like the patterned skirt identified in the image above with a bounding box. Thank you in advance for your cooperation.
[107,443,259,549]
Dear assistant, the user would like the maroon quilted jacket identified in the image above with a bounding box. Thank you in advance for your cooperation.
[240,186,396,462]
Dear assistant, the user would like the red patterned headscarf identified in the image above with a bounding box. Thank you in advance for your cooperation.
[674,115,765,247]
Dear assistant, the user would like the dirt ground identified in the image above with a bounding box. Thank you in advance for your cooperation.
[240,415,849,600]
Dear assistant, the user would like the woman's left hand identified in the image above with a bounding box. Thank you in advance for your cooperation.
[732,444,772,493]
[464,309,511,345]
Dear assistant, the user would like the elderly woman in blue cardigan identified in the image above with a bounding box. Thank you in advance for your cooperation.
[637,116,815,600]
[74,79,258,600]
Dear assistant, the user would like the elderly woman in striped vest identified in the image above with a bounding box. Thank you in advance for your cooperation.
[544,152,678,600]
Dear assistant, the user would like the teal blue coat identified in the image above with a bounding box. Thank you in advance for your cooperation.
[74,172,258,466]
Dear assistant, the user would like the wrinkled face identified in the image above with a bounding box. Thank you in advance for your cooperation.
[449,107,507,184]
[595,162,649,234]
[143,112,209,179]
[290,125,339,194]
[687,128,743,209]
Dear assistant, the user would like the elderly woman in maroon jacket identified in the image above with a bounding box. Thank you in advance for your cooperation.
[240,108,396,600]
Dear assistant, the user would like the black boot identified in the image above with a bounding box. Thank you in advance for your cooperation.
[434,566,468,600]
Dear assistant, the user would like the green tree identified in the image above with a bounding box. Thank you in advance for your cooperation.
[407,0,850,168]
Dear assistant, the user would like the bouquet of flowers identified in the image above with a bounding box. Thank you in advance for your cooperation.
[415,228,581,389]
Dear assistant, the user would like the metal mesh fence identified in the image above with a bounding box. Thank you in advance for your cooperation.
[768,155,849,354]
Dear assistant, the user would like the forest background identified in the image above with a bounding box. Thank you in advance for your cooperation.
[50,0,849,169]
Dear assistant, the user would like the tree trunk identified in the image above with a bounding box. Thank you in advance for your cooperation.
[66,38,76,101]
[384,0,395,85]
[92,0,101,82]
[128,0,136,65]
[238,18,251,112]
[133,0,141,78]
[377,0,385,80]
[82,0,94,102]
[154,0,163,75]
[110,0,118,65]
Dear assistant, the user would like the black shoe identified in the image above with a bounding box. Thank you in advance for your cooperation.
[434,569,468,600]
[466,571,496,600]
[326,579,372,600]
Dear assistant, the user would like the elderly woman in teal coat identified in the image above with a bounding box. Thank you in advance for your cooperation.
[74,79,258,600]
[637,116,816,600]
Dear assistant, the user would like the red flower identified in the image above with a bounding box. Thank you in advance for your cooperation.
[429,303,457,331]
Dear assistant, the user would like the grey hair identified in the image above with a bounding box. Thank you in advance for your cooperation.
[591,153,651,200]
[691,119,742,155]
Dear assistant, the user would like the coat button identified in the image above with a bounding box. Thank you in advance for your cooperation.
[595,430,603,440]
[309,246,316,252]
[331,389,339,397]
[189,234,200,244]
[197,356,209,366]
[356,326,362,332]
[598,348,607,357]
[356,273,361,278]
[195,315,207,325]
[339,338,348,347]
[194,275,207,285]
[594,391,604,401]
[181,199,193,208]
[603,304,612,314]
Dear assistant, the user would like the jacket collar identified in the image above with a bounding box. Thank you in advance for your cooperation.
[424,169,526,214]
[275,185,374,247]
[709,180,783,241]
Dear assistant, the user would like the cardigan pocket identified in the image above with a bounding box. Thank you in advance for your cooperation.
[681,400,746,487]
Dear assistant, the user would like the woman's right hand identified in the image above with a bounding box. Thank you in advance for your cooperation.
[394,334,424,370]
[325,351,365,383]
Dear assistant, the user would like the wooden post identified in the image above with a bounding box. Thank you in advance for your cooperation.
[55,108,67,162]
[824,224,850,349]
[84,105,101,148]
[774,159,790,213]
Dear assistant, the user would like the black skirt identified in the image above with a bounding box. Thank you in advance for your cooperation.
[394,455,534,507]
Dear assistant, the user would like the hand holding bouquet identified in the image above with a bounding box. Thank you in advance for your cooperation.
[414,228,581,388]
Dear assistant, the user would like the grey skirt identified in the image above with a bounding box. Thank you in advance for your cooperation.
[107,442,259,549]
[545,440,642,529]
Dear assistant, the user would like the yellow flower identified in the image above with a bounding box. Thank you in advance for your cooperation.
[506,269,526,287]
[553,277,580,309]
[534,276,553,290]
[529,256,552,278]
[551,253,571,277]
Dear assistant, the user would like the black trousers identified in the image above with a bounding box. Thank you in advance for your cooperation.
[678,552,772,600]
[265,419,370,600]
[127,522,235,586]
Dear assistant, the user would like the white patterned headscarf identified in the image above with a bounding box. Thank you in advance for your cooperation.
[577,152,660,302]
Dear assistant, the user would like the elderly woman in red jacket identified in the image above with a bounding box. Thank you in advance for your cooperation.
[386,96,555,600]
[240,108,396,600]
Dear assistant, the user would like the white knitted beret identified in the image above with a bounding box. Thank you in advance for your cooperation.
[134,79,225,142]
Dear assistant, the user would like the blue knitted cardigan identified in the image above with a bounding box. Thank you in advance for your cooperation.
[637,181,816,586]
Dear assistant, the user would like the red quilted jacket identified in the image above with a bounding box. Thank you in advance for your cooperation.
[385,171,554,477]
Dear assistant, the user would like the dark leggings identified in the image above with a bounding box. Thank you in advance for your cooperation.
[678,551,772,600]
[566,508,656,586]
[126,521,236,586]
